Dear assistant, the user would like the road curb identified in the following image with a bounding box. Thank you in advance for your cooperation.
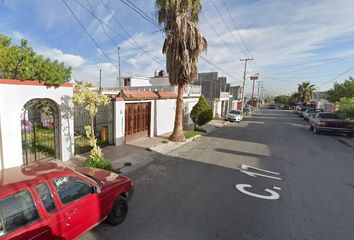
[148,134,201,154]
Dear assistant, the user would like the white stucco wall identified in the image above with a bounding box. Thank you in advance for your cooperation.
[0,112,3,170]
[155,99,176,135]
[184,98,199,126]
[0,80,74,169]
[130,77,152,87]
[149,76,170,86]
[114,99,155,145]
[113,99,125,146]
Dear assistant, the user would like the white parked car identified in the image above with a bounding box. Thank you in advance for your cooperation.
[225,110,242,122]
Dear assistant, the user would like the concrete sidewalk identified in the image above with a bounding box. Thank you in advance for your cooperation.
[66,119,230,174]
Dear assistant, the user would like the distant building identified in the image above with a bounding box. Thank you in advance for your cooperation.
[194,72,230,118]
[314,91,328,100]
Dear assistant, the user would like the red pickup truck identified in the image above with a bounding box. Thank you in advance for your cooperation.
[0,161,134,240]
[309,112,354,137]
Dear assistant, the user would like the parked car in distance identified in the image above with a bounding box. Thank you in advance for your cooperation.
[309,112,354,137]
[303,108,324,121]
[280,105,290,110]
[0,162,134,240]
[293,105,301,114]
[298,107,308,117]
[225,110,242,122]
[268,104,275,109]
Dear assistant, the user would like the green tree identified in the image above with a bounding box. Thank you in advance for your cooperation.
[327,77,354,103]
[73,82,112,170]
[156,0,207,142]
[0,34,71,84]
[289,92,300,105]
[274,95,289,105]
[297,82,316,104]
[190,95,213,130]
[337,97,354,120]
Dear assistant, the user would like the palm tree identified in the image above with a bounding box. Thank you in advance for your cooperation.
[297,82,316,104]
[156,0,207,142]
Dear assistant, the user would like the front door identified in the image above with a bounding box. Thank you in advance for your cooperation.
[125,103,150,142]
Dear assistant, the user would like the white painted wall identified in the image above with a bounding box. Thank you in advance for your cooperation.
[113,99,125,146]
[130,77,152,87]
[149,76,169,86]
[184,98,199,126]
[0,111,3,170]
[155,99,176,135]
[0,81,74,169]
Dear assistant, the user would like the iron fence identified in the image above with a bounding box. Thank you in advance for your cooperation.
[74,102,114,155]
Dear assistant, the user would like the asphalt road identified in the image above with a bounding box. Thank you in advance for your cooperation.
[81,109,354,240]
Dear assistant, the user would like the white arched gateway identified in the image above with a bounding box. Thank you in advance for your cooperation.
[0,79,74,170]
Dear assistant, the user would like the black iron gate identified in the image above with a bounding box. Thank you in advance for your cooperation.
[74,102,114,154]
[21,99,60,165]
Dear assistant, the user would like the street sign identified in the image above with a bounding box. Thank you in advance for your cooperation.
[250,76,258,80]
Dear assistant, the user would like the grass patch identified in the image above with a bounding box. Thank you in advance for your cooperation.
[161,140,169,144]
[74,135,110,155]
[195,127,207,133]
[184,131,200,139]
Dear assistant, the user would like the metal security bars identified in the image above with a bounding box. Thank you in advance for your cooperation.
[74,102,114,155]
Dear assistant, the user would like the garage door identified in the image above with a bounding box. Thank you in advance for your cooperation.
[125,102,150,142]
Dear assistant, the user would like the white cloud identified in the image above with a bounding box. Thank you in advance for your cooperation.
[72,62,118,87]
[36,47,86,68]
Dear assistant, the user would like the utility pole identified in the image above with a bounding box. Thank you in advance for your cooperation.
[250,74,259,111]
[118,46,121,87]
[240,58,253,115]
[256,81,262,109]
[99,69,102,92]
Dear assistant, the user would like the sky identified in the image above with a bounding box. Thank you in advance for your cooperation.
[1,0,354,96]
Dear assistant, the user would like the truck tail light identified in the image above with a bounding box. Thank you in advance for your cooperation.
[318,122,326,126]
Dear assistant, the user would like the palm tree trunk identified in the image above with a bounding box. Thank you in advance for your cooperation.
[169,83,186,142]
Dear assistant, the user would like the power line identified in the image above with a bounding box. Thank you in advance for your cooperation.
[73,0,165,67]
[211,0,246,55]
[99,0,165,67]
[120,0,164,32]
[202,14,241,59]
[263,54,354,76]
[61,0,119,71]
[318,64,354,87]
[114,0,235,78]
[221,0,251,54]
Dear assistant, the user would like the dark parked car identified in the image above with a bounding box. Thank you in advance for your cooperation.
[309,112,354,137]
[268,104,275,109]
[0,162,134,240]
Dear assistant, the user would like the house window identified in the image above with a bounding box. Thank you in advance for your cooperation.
[124,78,131,86]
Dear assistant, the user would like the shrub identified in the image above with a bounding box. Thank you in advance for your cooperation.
[337,97,354,119]
[84,152,112,170]
[190,95,213,130]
